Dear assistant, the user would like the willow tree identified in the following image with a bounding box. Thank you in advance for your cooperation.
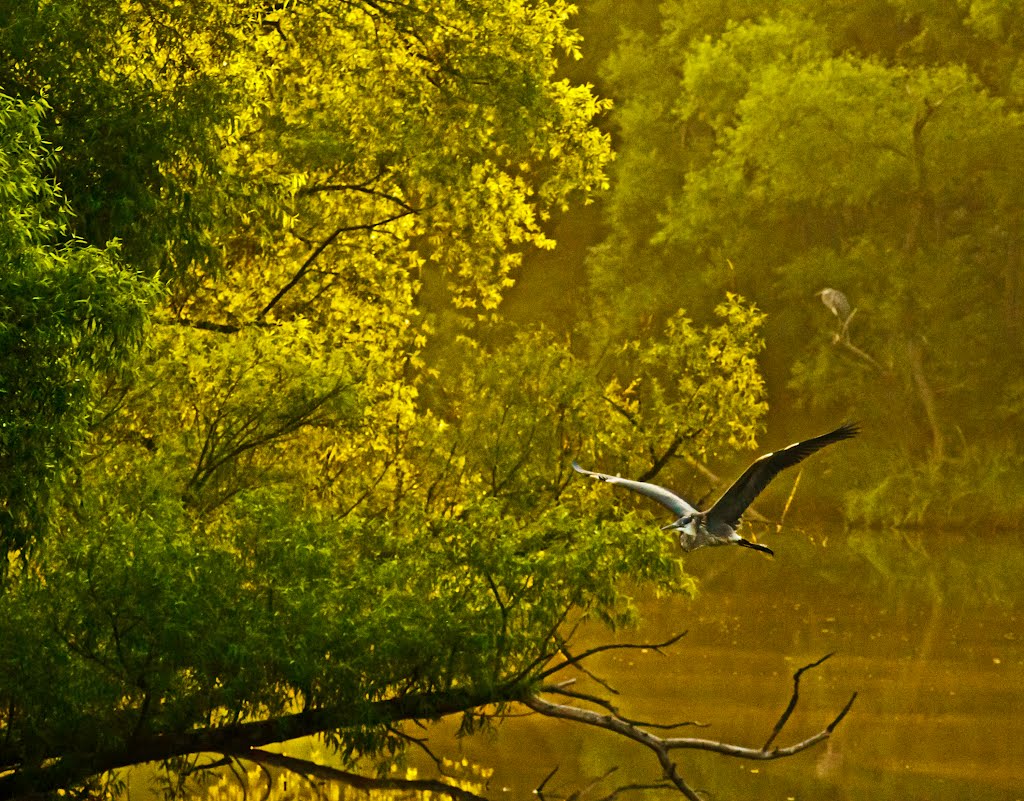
[0,93,154,561]
[0,2,851,799]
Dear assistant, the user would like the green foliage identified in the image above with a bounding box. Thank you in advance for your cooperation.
[0,94,155,559]
[0,1,240,278]
[845,446,1024,528]
[0,1,774,797]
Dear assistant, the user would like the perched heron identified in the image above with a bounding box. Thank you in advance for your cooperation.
[573,423,859,556]
[816,288,852,323]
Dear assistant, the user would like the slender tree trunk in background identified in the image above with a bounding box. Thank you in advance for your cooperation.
[1003,249,1021,338]
[905,339,944,463]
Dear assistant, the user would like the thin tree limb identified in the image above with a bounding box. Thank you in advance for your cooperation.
[554,641,619,695]
[762,652,833,750]
[257,210,415,321]
[537,631,688,683]
[523,697,701,801]
[637,434,683,483]
[542,686,709,731]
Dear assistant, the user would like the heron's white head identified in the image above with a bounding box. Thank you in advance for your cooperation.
[662,515,701,551]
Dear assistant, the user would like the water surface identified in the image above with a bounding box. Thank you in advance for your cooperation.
[417,526,1024,800]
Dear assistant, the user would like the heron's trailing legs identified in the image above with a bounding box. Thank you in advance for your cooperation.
[736,537,774,556]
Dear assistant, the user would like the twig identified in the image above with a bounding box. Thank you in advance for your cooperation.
[538,632,688,683]
[523,697,701,801]
[591,781,675,801]
[535,764,560,799]
[836,336,883,371]
[257,210,415,321]
[554,641,619,695]
[762,652,833,750]
[776,468,802,533]
[542,686,708,731]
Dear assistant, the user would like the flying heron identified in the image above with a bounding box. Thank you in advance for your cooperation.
[573,423,859,556]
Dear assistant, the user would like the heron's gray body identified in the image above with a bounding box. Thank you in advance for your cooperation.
[573,423,859,556]
[672,512,748,552]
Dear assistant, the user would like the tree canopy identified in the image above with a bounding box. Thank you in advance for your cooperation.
[0,2,849,800]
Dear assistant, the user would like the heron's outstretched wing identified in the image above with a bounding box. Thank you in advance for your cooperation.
[572,461,697,518]
[707,423,859,528]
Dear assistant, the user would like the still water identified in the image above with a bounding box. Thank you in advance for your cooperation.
[409,526,1024,800]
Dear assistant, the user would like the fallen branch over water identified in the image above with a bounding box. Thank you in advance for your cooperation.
[527,653,857,801]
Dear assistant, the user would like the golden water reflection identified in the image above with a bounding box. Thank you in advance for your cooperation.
[415,527,1024,800]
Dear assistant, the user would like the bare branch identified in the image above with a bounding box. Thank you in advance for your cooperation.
[387,725,448,775]
[833,331,883,372]
[526,653,856,800]
[826,691,858,734]
[554,641,619,695]
[524,697,701,801]
[590,782,677,801]
[226,758,249,801]
[542,685,709,731]
[535,764,560,797]
[538,631,688,683]
[762,652,833,750]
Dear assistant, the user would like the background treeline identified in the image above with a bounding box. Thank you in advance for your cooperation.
[551,0,1024,528]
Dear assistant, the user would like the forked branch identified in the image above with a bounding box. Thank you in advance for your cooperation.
[525,654,856,800]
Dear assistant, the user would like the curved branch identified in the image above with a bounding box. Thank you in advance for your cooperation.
[299,183,418,213]
[257,210,415,322]
[542,685,708,731]
[537,631,688,683]
[762,651,833,750]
